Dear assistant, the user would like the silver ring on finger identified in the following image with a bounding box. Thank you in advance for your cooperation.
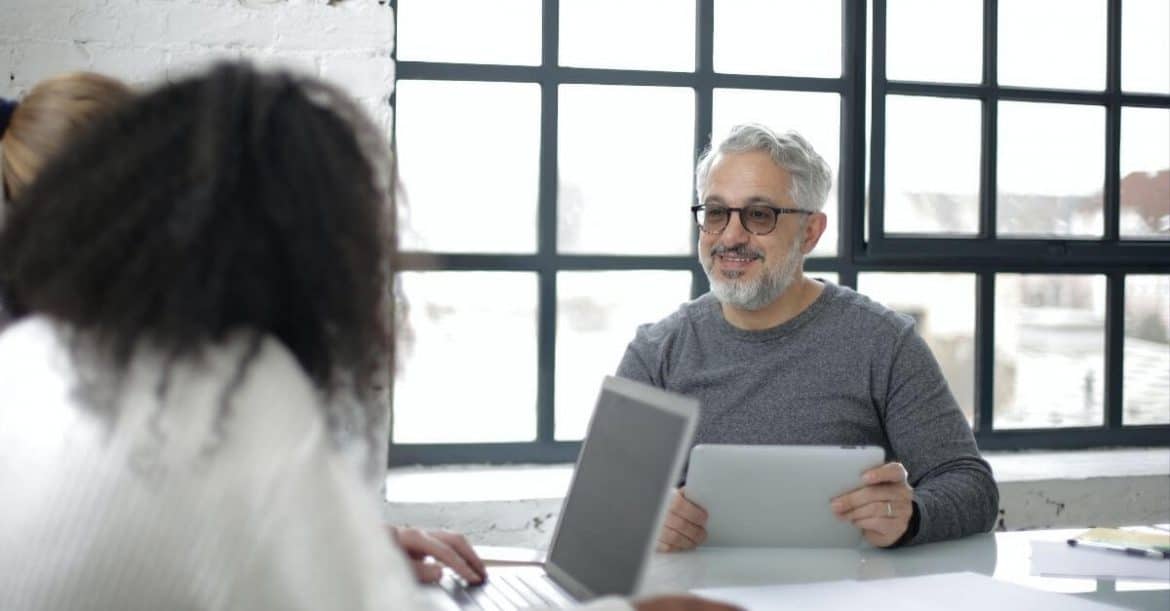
[885,501,893,518]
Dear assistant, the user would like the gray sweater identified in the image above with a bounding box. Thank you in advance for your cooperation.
[616,281,998,545]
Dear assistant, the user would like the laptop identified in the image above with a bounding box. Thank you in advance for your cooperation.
[431,375,699,610]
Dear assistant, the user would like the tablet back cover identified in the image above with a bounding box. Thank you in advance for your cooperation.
[685,444,884,548]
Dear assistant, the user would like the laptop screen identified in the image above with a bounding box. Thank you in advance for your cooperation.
[546,377,695,598]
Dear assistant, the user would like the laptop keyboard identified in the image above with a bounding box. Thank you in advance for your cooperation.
[442,571,572,610]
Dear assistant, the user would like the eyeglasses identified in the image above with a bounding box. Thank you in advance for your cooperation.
[691,203,812,235]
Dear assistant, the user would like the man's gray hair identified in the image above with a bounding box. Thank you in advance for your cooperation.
[695,123,833,212]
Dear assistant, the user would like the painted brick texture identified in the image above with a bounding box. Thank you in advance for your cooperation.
[0,0,395,132]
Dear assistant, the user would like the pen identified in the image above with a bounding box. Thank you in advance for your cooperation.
[1066,538,1170,559]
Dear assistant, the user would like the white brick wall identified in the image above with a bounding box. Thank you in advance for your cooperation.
[0,0,395,134]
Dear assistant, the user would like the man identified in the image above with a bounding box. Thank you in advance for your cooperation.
[616,124,998,550]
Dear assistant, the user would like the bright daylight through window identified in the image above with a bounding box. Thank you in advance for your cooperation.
[390,0,1169,464]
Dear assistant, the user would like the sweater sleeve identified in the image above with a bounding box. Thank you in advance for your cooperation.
[615,323,664,387]
[880,327,999,545]
[227,393,435,610]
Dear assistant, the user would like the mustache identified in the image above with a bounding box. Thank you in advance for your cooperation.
[709,244,764,260]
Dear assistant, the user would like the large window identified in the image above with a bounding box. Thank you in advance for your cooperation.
[390,0,1168,464]
[870,0,1168,449]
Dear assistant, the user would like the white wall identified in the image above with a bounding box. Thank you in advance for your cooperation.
[0,0,395,134]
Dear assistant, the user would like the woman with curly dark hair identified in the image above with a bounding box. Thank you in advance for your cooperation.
[0,62,459,609]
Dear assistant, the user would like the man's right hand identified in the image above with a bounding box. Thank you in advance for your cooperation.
[656,488,708,552]
[635,595,741,611]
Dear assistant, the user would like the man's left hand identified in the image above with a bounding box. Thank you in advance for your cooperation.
[830,462,914,547]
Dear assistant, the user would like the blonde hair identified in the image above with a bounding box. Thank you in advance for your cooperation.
[1,72,132,202]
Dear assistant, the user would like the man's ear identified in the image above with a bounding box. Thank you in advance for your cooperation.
[801,211,828,254]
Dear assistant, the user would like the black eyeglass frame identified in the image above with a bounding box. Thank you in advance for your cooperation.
[690,203,814,236]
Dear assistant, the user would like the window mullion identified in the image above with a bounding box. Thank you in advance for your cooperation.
[867,0,888,250]
[840,0,867,273]
[692,0,715,300]
[980,0,998,240]
[975,271,996,434]
[1103,0,1122,242]
[536,0,560,444]
[1105,272,1125,429]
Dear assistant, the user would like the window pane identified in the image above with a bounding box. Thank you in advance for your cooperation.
[997,101,1104,238]
[555,271,692,440]
[713,89,841,256]
[998,0,1106,91]
[857,273,976,426]
[393,272,538,443]
[1122,0,1170,93]
[397,0,541,66]
[713,0,841,77]
[886,0,982,83]
[885,96,981,235]
[1124,275,1170,425]
[560,0,695,71]
[397,81,540,253]
[994,274,1106,429]
[558,85,694,255]
[1120,107,1170,240]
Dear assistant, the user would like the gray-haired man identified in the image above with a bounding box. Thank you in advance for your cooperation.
[616,124,998,550]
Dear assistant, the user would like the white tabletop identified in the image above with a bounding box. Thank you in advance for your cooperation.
[640,528,1170,610]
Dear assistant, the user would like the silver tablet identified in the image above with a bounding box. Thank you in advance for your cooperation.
[684,444,885,548]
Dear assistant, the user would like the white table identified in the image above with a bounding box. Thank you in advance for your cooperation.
[640,528,1169,610]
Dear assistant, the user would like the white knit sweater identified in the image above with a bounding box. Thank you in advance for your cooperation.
[0,316,428,610]
[0,316,633,611]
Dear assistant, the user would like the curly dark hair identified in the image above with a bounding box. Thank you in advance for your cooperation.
[0,62,393,446]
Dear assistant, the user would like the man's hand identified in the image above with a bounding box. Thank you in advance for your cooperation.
[830,462,914,547]
[389,526,487,585]
[635,594,742,611]
[657,488,708,552]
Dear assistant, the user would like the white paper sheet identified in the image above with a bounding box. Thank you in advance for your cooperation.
[1031,540,1170,581]
[692,571,1119,611]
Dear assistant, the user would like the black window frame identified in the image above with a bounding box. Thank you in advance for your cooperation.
[869,0,1169,449]
[388,0,1168,465]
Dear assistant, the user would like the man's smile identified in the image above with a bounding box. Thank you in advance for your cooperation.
[710,246,762,275]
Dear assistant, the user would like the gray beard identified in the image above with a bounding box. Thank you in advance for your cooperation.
[706,239,804,311]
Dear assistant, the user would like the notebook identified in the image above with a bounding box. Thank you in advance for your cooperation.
[429,375,700,610]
